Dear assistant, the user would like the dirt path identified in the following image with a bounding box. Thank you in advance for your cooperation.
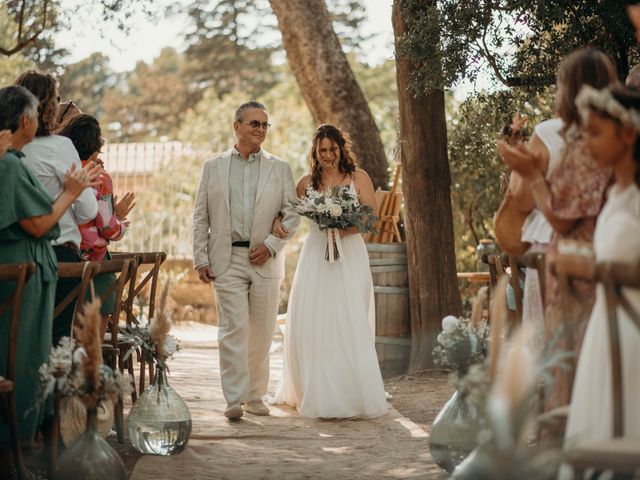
[126,324,451,480]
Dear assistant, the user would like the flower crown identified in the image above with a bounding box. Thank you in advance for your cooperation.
[576,84,640,133]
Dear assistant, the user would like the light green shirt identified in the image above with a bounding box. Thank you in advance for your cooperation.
[229,147,261,242]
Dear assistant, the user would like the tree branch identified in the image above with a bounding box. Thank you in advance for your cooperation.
[477,22,511,86]
[0,0,49,57]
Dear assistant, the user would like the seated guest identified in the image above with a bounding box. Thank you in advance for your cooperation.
[0,85,93,471]
[59,114,136,337]
[14,70,99,345]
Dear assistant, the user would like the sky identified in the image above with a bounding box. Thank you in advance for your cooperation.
[55,0,396,72]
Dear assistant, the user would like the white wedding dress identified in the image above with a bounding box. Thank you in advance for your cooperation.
[271,183,388,418]
[560,183,640,479]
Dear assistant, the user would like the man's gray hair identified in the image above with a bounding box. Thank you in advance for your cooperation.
[0,85,38,133]
[234,101,267,122]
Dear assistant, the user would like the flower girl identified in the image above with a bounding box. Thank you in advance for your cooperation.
[560,84,640,478]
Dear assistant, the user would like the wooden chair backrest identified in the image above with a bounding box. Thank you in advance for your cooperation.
[553,256,640,437]
[95,258,135,348]
[366,190,403,243]
[111,252,167,327]
[0,263,35,384]
[55,261,101,335]
[482,252,506,288]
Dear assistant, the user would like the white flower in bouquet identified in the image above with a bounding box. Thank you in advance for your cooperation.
[317,197,334,214]
[49,336,74,374]
[164,335,179,357]
[329,204,343,218]
[442,315,459,332]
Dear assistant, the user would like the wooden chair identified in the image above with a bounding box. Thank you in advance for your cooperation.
[506,251,547,322]
[481,252,508,323]
[366,165,403,244]
[0,262,35,480]
[95,257,136,443]
[54,261,101,334]
[48,261,101,469]
[554,257,640,476]
[111,251,167,393]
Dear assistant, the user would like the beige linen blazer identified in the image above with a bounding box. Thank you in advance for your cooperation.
[192,148,299,279]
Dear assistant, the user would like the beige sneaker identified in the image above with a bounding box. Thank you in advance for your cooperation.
[224,402,244,419]
[244,399,270,416]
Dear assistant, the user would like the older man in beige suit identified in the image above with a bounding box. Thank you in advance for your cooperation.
[193,101,299,419]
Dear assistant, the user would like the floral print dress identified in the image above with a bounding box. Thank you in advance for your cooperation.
[543,129,611,414]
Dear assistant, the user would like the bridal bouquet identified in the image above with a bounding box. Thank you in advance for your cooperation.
[293,185,378,262]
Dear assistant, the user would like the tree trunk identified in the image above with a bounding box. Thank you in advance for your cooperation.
[269,0,389,189]
[392,1,462,372]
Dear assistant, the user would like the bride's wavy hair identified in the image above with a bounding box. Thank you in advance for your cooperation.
[309,123,357,190]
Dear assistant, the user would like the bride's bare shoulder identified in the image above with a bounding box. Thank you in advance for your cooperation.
[296,174,313,197]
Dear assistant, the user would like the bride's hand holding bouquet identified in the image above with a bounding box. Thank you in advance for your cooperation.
[292,183,378,262]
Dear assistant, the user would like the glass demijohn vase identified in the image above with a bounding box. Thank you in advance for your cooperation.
[53,406,126,480]
[429,388,483,473]
[127,364,192,455]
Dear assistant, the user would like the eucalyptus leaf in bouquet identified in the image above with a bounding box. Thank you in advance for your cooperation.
[292,184,379,232]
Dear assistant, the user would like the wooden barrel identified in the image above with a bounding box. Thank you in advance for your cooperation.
[366,242,410,376]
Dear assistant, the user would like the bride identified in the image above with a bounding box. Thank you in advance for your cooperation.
[270,123,388,419]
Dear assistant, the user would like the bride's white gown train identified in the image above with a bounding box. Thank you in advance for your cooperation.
[272,191,388,418]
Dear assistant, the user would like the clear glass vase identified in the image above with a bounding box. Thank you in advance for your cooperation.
[53,405,126,480]
[127,364,192,455]
[429,389,483,473]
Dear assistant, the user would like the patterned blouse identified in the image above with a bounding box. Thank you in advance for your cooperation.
[79,166,126,261]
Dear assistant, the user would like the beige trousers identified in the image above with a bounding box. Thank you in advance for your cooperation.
[213,247,281,404]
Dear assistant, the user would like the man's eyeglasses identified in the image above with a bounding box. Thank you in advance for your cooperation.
[238,120,271,130]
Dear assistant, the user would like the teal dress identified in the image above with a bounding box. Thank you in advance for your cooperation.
[0,149,59,448]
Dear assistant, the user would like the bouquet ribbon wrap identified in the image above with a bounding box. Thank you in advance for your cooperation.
[326,228,344,263]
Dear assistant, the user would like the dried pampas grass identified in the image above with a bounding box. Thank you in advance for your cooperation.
[488,276,509,383]
[74,297,103,396]
[492,327,536,411]
[150,281,171,359]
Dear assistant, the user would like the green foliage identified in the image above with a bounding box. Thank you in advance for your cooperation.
[101,47,192,141]
[351,58,399,161]
[0,1,65,71]
[326,0,373,55]
[448,88,555,271]
[177,66,316,177]
[57,52,113,117]
[182,0,279,99]
[397,0,640,95]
